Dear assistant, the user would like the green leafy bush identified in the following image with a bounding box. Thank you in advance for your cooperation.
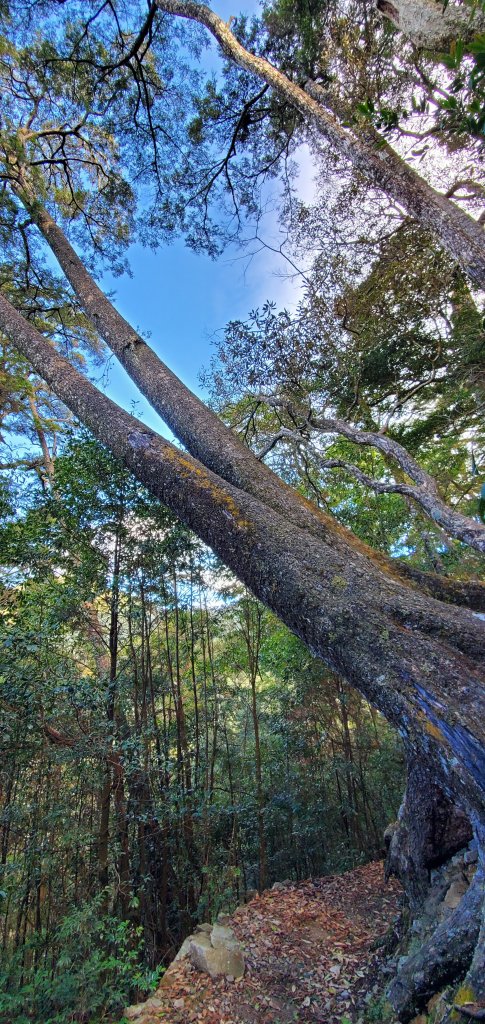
[0,897,161,1024]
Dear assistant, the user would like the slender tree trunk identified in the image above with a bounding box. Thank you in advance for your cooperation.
[97,769,111,890]
[248,640,267,890]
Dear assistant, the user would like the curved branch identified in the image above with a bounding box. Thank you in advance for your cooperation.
[321,455,485,551]
[255,402,485,552]
[312,416,485,552]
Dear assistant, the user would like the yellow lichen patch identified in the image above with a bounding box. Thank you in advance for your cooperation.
[453,984,476,1006]
[414,707,447,746]
[424,718,445,743]
[165,448,252,532]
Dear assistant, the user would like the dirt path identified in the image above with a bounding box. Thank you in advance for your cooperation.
[127,861,402,1024]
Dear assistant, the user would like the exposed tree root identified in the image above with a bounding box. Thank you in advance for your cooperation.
[387,867,483,1022]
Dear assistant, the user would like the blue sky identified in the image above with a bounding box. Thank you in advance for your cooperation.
[97,1,315,438]
[99,214,311,433]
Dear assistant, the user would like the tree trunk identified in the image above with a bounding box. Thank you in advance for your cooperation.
[387,864,484,1020]
[1,290,483,828]
[375,0,485,49]
[243,601,267,892]
[97,768,111,891]
[385,754,472,911]
[154,1,485,288]
[12,195,485,615]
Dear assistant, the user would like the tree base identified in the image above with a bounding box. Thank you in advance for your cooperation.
[385,841,483,1023]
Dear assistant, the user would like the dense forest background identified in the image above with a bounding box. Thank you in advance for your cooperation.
[1,431,404,1022]
[0,0,484,1021]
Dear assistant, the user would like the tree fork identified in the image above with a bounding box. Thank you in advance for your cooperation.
[12,189,485,613]
[0,289,484,825]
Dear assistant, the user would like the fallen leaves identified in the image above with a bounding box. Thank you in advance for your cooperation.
[126,860,402,1024]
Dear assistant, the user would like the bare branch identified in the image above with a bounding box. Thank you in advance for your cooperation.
[254,402,485,551]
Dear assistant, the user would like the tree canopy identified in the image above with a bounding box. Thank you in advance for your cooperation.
[0,0,484,1020]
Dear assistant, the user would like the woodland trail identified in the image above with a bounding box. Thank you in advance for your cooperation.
[127,861,402,1024]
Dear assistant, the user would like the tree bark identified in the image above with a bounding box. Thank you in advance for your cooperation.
[12,192,485,614]
[387,866,484,1021]
[155,1,485,288]
[0,290,484,828]
[386,754,472,911]
[375,0,485,49]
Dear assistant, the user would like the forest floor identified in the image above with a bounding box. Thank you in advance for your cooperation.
[126,861,402,1024]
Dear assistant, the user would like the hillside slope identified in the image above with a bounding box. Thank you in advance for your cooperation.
[126,861,401,1024]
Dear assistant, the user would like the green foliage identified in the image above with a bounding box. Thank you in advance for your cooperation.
[0,898,161,1024]
[0,435,404,1022]
[1,4,483,1019]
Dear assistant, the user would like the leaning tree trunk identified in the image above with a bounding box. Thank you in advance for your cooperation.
[155,0,485,288]
[1,258,484,1014]
[0,290,483,826]
[12,191,485,615]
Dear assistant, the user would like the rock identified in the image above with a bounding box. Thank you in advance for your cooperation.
[188,925,245,980]
[173,997,185,1009]
[127,996,162,1016]
[271,881,285,891]
[160,920,246,984]
[173,936,192,961]
[216,913,232,925]
[211,923,241,953]
[443,878,468,909]
[125,1003,148,1020]
[464,848,478,866]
